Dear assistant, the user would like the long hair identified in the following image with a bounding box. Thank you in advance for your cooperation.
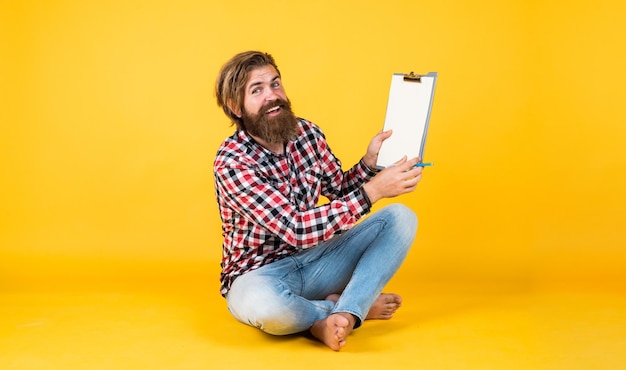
[215,51,281,130]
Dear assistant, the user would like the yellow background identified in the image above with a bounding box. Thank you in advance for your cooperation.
[2,0,625,290]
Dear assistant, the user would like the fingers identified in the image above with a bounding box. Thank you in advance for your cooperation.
[392,156,422,172]
[373,156,424,198]
[398,157,423,191]
[392,156,408,166]
[403,173,422,188]
[365,131,393,166]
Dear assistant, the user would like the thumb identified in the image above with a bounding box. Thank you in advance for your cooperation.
[378,129,393,141]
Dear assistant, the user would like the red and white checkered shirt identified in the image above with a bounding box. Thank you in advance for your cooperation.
[214,118,377,296]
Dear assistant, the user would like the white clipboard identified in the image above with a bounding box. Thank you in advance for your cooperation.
[376,72,438,169]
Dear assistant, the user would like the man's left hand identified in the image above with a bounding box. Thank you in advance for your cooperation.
[363,130,393,169]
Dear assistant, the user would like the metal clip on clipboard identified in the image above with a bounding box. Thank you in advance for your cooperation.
[403,72,422,82]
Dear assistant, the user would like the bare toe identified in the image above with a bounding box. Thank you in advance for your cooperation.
[366,293,403,320]
[310,313,355,351]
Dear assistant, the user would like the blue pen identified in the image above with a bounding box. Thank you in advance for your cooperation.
[414,162,434,167]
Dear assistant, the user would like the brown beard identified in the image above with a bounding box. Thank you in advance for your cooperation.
[241,98,300,144]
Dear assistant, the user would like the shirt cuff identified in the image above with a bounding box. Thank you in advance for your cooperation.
[360,186,372,209]
[350,187,372,217]
[359,158,380,178]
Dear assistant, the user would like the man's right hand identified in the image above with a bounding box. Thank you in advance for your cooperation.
[362,156,423,204]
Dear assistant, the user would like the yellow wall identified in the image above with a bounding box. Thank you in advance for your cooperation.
[1,0,625,289]
[532,2,626,284]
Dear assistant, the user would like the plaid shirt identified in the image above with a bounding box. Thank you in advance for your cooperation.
[214,118,378,296]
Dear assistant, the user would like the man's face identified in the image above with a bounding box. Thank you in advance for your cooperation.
[239,65,299,144]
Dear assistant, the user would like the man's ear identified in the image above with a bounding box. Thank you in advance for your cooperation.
[227,100,242,118]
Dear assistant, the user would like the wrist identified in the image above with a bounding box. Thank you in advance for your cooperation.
[362,183,381,204]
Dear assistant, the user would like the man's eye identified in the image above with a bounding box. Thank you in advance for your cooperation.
[251,88,261,94]
[271,82,280,88]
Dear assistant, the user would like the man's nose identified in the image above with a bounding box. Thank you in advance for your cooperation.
[264,89,278,101]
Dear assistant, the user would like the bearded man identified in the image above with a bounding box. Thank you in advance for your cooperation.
[213,50,424,351]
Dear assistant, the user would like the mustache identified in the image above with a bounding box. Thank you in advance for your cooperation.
[260,98,291,114]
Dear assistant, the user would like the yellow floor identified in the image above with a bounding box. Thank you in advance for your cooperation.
[1,278,625,370]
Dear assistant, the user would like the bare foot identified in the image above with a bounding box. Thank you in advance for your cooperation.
[309,313,355,351]
[366,293,402,320]
[325,293,403,320]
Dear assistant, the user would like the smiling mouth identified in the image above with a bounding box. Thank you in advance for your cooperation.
[265,105,281,114]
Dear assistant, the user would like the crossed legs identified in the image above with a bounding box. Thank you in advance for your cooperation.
[225,204,417,350]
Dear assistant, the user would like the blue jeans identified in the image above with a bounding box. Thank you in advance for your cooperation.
[225,203,417,335]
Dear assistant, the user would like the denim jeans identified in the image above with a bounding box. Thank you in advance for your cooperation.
[225,203,418,335]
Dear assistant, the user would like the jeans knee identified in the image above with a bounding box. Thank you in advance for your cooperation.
[227,280,299,335]
[384,203,418,234]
